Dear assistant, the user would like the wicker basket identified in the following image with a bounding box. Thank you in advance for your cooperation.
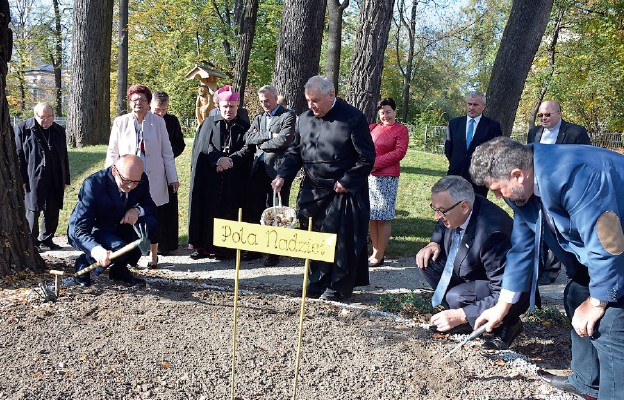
[260,191,297,228]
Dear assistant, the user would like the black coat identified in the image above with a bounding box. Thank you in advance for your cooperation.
[14,117,70,211]
[188,112,251,251]
[278,99,375,296]
[163,113,186,158]
[527,119,591,145]
[445,115,502,195]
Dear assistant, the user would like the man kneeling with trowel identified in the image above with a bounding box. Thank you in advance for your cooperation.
[68,154,158,286]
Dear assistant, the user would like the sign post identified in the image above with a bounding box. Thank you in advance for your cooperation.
[214,215,337,400]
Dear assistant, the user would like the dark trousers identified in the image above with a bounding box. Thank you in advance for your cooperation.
[419,257,528,327]
[74,225,141,284]
[26,207,60,244]
[565,280,624,399]
[157,185,179,252]
[245,164,291,225]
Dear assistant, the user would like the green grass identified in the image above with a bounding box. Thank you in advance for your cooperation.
[59,143,512,254]
[377,291,437,320]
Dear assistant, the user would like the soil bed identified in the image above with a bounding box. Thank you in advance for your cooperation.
[0,252,576,399]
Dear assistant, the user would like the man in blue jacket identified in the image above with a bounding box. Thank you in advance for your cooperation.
[68,155,158,286]
[470,137,623,400]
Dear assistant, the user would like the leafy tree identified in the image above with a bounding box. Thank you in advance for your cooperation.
[7,0,38,113]
[520,0,624,134]
[0,0,44,276]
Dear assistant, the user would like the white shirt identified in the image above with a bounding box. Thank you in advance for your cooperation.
[539,119,562,144]
[466,115,482,140]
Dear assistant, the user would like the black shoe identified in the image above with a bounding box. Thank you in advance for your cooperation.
[368,257,385,267]
[264,255,280,267]
[73,276,91,287]
[536,369,597,400]
[241,251,262,261]
[40,240,62,251]
[319,288,351,302]
[482,319,523,350]
[429,323,473,335]
[190,250,210,260]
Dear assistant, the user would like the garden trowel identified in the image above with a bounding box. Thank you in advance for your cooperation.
[440,324,488,361]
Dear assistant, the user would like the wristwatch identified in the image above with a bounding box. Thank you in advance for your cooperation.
[589,297,608,308]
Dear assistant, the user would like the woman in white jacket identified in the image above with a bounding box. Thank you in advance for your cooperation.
[105,84,179,268]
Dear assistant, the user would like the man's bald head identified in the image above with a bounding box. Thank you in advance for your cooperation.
[113,155,144,192]
[538,100,562,129]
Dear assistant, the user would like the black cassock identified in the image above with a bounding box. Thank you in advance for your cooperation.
[188,112,251,256]
[278,100,375,296]
[157,113,186,253]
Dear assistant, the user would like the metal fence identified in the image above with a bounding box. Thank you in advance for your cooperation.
[413,125,624,154]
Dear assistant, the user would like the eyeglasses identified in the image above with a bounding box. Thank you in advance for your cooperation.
[537,111,559,118]
[430,200,463,216]
[130,98,147,104]
[114,166,141,185]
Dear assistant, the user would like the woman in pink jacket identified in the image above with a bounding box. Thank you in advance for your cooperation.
[368,98,409,267]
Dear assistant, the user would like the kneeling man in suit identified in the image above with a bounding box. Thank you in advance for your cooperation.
[68,154,158,286]
[416,175,529,349]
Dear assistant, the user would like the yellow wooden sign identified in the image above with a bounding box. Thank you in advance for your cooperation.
[213,219,337,262]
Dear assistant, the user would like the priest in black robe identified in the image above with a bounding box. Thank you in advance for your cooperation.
[188,85,252,259]
[150,91,186,255]
[273,75,376,301]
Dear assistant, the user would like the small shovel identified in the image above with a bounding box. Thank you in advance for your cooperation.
[440,324,488,361]
[49,224,150,297]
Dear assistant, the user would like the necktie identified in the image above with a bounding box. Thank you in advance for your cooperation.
[431,228,462,307]
[466,118,475,149]
[529,205,544,311]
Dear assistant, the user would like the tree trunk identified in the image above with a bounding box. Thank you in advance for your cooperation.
[397,0,418,122]
[0,0,44,276]
[528,6,565,130]
[486,0,554,136]
[325,0,349,95]
[67,0,114,147]
[233,0,259,106]
[116,0,129,117]
[52,0,63,117]
[273,0,327,115]
[345,0,396,123]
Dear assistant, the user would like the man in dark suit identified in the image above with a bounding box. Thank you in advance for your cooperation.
[527,100,591,145]
[416,176,528,350]
[527,100,591,285]
[445,92,503,197]
[15,102,70,252]
[68,155,158,286]
[241,85,296,266]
